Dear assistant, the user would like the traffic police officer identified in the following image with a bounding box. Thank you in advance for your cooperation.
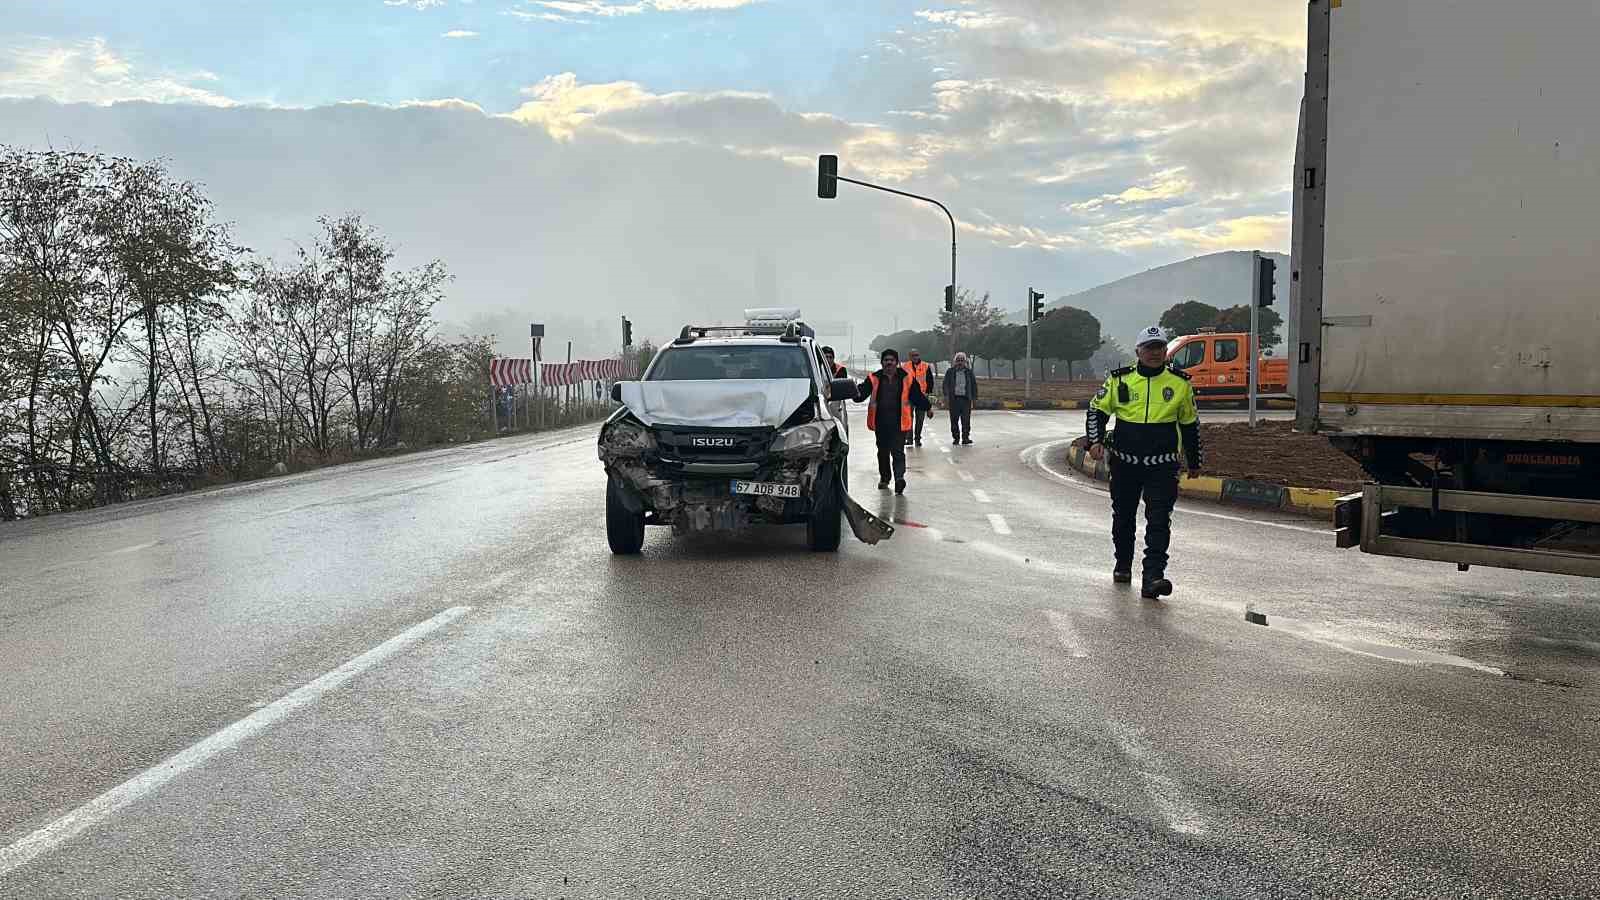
[1086,325,1203,599]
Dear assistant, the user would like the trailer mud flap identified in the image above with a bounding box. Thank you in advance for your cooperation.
[842,490,895,545]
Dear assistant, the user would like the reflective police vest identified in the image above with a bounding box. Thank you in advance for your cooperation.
[1090,364,1198,465]
[867,371,914,432]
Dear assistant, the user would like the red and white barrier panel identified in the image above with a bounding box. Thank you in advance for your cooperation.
[489,358,533,387]
[541,358,633,386]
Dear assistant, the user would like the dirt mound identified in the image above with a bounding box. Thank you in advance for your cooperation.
[1199,420,1367,492]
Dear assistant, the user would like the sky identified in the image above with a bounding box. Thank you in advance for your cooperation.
[0,0,1306,358]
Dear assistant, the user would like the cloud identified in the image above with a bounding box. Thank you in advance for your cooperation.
[0,97,1018,358]
[383,0,447,9]
[519,0,760,20]
[441,30,479,38]
[506,72,928,180]
[0,37,235,107]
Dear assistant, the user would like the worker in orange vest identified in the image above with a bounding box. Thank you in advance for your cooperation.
[821,345,848,379]
[852,348,926,494]
[901,348,935,447]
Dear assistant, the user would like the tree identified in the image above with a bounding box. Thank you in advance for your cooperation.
[937,287,1006,359]
[1159,300,1221,338]
[1212,304,1283,347]
[97,157,242,474]
[869,329,919,354]
[633,339,658,376]
[1033,306,1103,380]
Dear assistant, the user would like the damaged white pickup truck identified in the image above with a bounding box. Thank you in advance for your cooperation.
[599,317,894,554]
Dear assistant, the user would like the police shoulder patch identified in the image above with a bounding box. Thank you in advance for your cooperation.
[1110,365,1134,377]
[1166,364,1192,380]
[1095,386,1108,400]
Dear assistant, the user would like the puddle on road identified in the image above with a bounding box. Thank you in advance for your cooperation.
[1260,614,1506,676]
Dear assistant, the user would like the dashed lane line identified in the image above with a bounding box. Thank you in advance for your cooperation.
[971,489,993,504]
[986,513,1012,535]
[1044,610,1089,659]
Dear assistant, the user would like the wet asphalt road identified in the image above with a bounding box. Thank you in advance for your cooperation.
[2,410,1598,899]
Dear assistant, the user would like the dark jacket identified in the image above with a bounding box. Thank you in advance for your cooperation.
[943,366,978,403]
[853,367,928,429]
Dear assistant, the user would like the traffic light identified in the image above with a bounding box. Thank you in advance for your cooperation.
[1029,288,1046,323]
[817,154,838,199]
[622,316,633,347]
[1257,256,1276,307]
[944,284,955,314]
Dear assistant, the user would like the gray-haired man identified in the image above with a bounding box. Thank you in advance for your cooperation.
[943,351,977,445]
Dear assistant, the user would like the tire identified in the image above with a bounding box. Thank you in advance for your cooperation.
[606,478,646,555]
[806,464,844,553]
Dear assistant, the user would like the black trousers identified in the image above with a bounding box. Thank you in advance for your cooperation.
[876,428,907,483]
[948,397,972,441]
[905,407,927,444]
[1109,459,1180,578]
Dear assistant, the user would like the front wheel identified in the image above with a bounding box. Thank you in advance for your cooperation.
[807,463,844,553]
[606,478,645,555]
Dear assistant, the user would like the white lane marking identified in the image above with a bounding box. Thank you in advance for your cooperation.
[924,470,948,482]
[940,446,951,454]
[957,470,976,483]
[1044,610,1089,659]
[1108,722,1208,836]
[1008,410,1027,418]
[1021,441,1328,536]
[986,514,1011,535]
[110,541,158,555]
[971,489,993,504]
[0,606,472,879]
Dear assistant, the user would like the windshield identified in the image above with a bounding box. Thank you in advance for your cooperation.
[647,345,811,381]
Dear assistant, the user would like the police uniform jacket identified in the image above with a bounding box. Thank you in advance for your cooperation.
[1086,363,1203,469]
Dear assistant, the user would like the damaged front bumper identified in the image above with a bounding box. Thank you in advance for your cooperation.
[600,449,891,545]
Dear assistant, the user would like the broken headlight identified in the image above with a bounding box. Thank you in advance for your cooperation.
[600,420,655,457]
[770,421,830,456]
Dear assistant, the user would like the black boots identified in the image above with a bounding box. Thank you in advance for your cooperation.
[1141,576,1173,600]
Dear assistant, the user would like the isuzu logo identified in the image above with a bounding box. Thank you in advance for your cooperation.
[692,436,736,447]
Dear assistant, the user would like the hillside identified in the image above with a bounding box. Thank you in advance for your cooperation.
[1014,250,1290,351]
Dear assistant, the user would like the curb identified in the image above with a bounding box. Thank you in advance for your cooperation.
[992,399,1089,411]
[1062,437,1338,518]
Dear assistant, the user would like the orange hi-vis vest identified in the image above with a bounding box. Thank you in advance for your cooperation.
[902,360,931,389]
[867,371,914,432]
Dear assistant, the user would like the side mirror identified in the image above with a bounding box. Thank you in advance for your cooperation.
[610,382,623,403]
[828,378,859,402]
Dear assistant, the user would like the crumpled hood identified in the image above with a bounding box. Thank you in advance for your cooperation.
[619,379,815,428]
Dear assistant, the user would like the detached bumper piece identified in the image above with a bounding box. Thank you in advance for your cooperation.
[1349,483,1600,578]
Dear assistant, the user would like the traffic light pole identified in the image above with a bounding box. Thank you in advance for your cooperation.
[830,174,957,323]
[1025,287,1034,403]
[1249,250,1260,428]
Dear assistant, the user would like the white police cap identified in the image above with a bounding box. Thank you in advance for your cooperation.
[1133,325,1166,348]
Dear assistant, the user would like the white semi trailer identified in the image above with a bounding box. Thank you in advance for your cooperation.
[1294,0,1600,577]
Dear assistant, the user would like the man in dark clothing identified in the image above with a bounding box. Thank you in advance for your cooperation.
[1086,325,1203,599]
[943,351,977,445]
[852,348,925,494]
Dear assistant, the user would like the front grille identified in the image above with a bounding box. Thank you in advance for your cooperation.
[652,426,773,465]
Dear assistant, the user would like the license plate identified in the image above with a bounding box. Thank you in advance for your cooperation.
[731,480,800,499]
